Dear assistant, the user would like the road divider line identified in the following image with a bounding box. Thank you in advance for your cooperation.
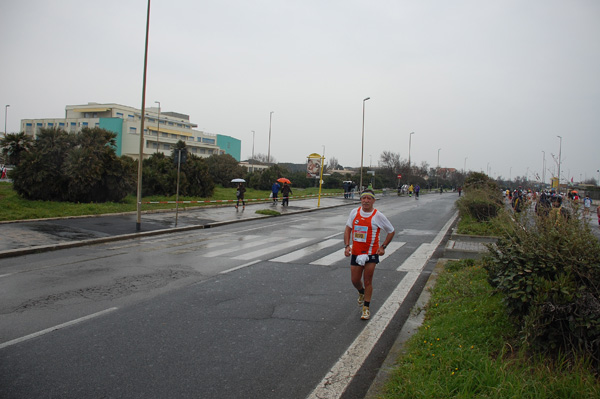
[220,260,261,274]
[0,307,118,350]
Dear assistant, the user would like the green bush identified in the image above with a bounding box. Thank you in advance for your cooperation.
[483,208,600,362]
[11,127,135,202]
[456,173,503,222]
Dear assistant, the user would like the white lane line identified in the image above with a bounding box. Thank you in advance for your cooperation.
[397,211,458,272]
[309,241,405,266]
[233,238,312,260]
[306,211,457,399]
[397,243,434,271]
[270,239,342,263]
[0,307,118,350]
[310,250,346,266]
[202,236,285,258]
[220,259,261,274]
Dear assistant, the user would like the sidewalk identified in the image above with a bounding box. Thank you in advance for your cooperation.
[0,196,357,259]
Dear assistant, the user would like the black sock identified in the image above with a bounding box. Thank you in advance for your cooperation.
[358,289,365,295]
[364,301,370,308]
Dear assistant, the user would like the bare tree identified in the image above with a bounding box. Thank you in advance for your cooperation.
[379,151,401,172]
[328,156,340,171]
[252,153,276,164]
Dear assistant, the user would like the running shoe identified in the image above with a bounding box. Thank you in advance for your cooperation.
[358,293,365,306]
[361,306,370,320]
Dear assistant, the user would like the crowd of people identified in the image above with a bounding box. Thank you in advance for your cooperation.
[507,186,599,227]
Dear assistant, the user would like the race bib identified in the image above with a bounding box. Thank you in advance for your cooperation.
[353,225,368,243]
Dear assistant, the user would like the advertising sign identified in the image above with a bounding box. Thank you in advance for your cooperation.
[307,157,321,178]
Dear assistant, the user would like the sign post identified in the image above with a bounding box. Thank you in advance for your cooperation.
[307,153,325,207]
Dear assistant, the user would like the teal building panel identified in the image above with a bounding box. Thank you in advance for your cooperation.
[99,118,124,156]
[217,134,241,161]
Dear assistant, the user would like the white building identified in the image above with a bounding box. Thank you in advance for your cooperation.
[21,102,241,161]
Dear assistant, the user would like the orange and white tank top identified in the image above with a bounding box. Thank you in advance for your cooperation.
[351,208,380,255]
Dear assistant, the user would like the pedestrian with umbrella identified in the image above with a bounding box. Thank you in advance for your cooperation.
[281,180,292,206]
[231,178,246,209]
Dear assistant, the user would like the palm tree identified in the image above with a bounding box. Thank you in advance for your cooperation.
[0,132,33,166]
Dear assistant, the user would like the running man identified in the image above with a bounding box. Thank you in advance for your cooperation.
[344,189,395,320]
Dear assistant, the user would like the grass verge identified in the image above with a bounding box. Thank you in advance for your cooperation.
[379,259,600,399]
[0,182,340,221]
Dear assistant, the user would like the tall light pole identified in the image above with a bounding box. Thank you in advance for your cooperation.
[4,105,9,136]
[251,130,255,172]
[136,0,151,232]
[267,111,274,164]
[464,157,467,174]
[154,101,160,153]
[408,132,414,171]
[557,135,562,189]
[541,150,545,186]
[437,148,441,189]
[359,97,370,191]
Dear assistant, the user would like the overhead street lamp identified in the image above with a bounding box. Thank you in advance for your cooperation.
[251,130,255,172]
[437,148,441,189]
[267,111,274,164]
[154,101,160,153]
[541,150,545,186]
[4,104,9,137]
[557,135,562,188]
[135,0,152,232]
[359,97,370,191]
[408,132,414,171]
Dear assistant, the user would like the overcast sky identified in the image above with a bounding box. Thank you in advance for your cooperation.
[2,0,599,183]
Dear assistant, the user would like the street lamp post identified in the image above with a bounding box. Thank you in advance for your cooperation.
[408,132,414,172]
[464,157,467,174]
[541,150,545,186]
[437,148,441,189]
[267,111,274,164]
[557,135,562,189]
[4,105,9,137]
[135,0,151,232]
[251,130,255,172]
[360,97,370,191]
[154,101,160,153]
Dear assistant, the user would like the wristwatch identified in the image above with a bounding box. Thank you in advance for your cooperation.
[382,244,387,249]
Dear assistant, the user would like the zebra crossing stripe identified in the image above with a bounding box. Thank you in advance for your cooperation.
[201,236,285,258]
[233,238,312,260]
[270,239,342,263]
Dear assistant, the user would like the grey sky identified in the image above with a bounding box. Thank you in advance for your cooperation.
[2,0,599,183]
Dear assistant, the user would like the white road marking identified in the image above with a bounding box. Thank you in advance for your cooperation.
[202,236,285,258]
[233,238,312,260]
[220,259,261,274]
[397,212,458,271]
[0,307,119,350]
[306,211,458,399]
[309,241,405,266]
[270,239,342,263]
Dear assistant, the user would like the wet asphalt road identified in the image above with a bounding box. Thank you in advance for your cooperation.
[0,193,458,399]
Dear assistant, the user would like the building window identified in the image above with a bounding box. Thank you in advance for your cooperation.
[202,138,215,145]
[128,114,134,120]
[48,123,54,127]
[116,112,124,118]
[130,127,137,134]
[59,122,65,127]
[82,122,88,127]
